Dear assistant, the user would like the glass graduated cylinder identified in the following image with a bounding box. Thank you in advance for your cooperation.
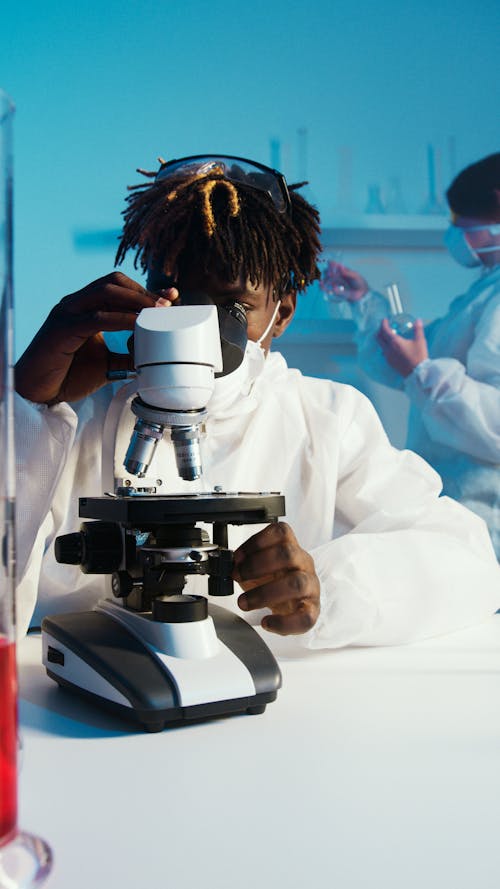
[0,87,53,889]
[0,637,17,847]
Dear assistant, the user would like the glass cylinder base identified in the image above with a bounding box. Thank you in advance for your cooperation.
[0,831,52,888]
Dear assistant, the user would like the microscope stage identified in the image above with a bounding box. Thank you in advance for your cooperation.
[79,492,286,525]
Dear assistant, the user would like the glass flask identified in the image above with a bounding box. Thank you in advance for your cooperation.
[0,89,52,889]
[319,253,348,302]
[386,282,415,339]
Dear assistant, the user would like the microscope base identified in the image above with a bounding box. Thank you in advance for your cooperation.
[41,604,282,732]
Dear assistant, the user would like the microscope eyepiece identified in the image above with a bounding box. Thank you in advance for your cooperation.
[216,301,247,378]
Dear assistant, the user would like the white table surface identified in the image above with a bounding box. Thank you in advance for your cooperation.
[17,617,500,889]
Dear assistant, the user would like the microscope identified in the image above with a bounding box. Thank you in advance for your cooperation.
[41,299,283,732]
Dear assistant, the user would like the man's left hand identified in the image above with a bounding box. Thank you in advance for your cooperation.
[233,522,320,635]
[376,317,429,377]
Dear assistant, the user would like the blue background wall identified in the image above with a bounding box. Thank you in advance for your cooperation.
[0,0,498,356]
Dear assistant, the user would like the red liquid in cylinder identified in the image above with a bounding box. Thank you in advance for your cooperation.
[0,637,17,845]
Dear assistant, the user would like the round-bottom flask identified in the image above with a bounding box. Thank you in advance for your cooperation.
[319,254,347,303]
[389,312,415,339]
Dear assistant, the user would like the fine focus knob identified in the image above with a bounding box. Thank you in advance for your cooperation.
[111,570,135,598]
[152,594,208,623]
[207,548,234,596]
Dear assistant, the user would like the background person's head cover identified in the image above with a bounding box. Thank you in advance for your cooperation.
[445,152,500,268]
[114,154,322,301]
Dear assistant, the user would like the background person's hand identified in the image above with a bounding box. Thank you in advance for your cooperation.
[376,317,429,377]
[15,272,177,405]
[233,522,321,635]
[323,262,370,302]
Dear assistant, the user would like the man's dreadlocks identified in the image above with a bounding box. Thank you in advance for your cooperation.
[115,161,322,298]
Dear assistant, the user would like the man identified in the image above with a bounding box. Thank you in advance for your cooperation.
[14,155,500,648]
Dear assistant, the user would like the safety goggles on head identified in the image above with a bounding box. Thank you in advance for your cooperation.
[156,155,291,215]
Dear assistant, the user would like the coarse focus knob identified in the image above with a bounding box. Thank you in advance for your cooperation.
[54,532,83,565]
[152,594,208,623]
[55,522,123,574]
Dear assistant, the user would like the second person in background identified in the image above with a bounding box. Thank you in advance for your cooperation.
[325,152,500,558]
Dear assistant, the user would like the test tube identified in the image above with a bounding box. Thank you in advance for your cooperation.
[386,283,403,315]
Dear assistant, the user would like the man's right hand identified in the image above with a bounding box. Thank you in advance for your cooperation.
[15,272,174,405]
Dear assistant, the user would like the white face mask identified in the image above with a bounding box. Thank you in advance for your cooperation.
[208,300,282,418]
[445,223,500,268]
[256,299,281,346]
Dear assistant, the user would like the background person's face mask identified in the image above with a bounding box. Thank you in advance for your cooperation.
[445,223,500,268]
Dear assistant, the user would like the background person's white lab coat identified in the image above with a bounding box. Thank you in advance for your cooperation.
[351,264,500,559]
[14,348,500,650]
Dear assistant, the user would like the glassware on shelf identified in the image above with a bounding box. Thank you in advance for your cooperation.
[386,282,415,339]
[385,177,407,214]
[365,183,385,214]
[0,88,52,889]
[420,144,446,215]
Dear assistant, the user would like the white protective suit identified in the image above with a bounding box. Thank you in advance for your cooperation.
[351,264,500,560]
[14,337,500,652]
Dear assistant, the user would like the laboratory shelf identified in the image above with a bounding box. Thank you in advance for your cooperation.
[321,215,449,249]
